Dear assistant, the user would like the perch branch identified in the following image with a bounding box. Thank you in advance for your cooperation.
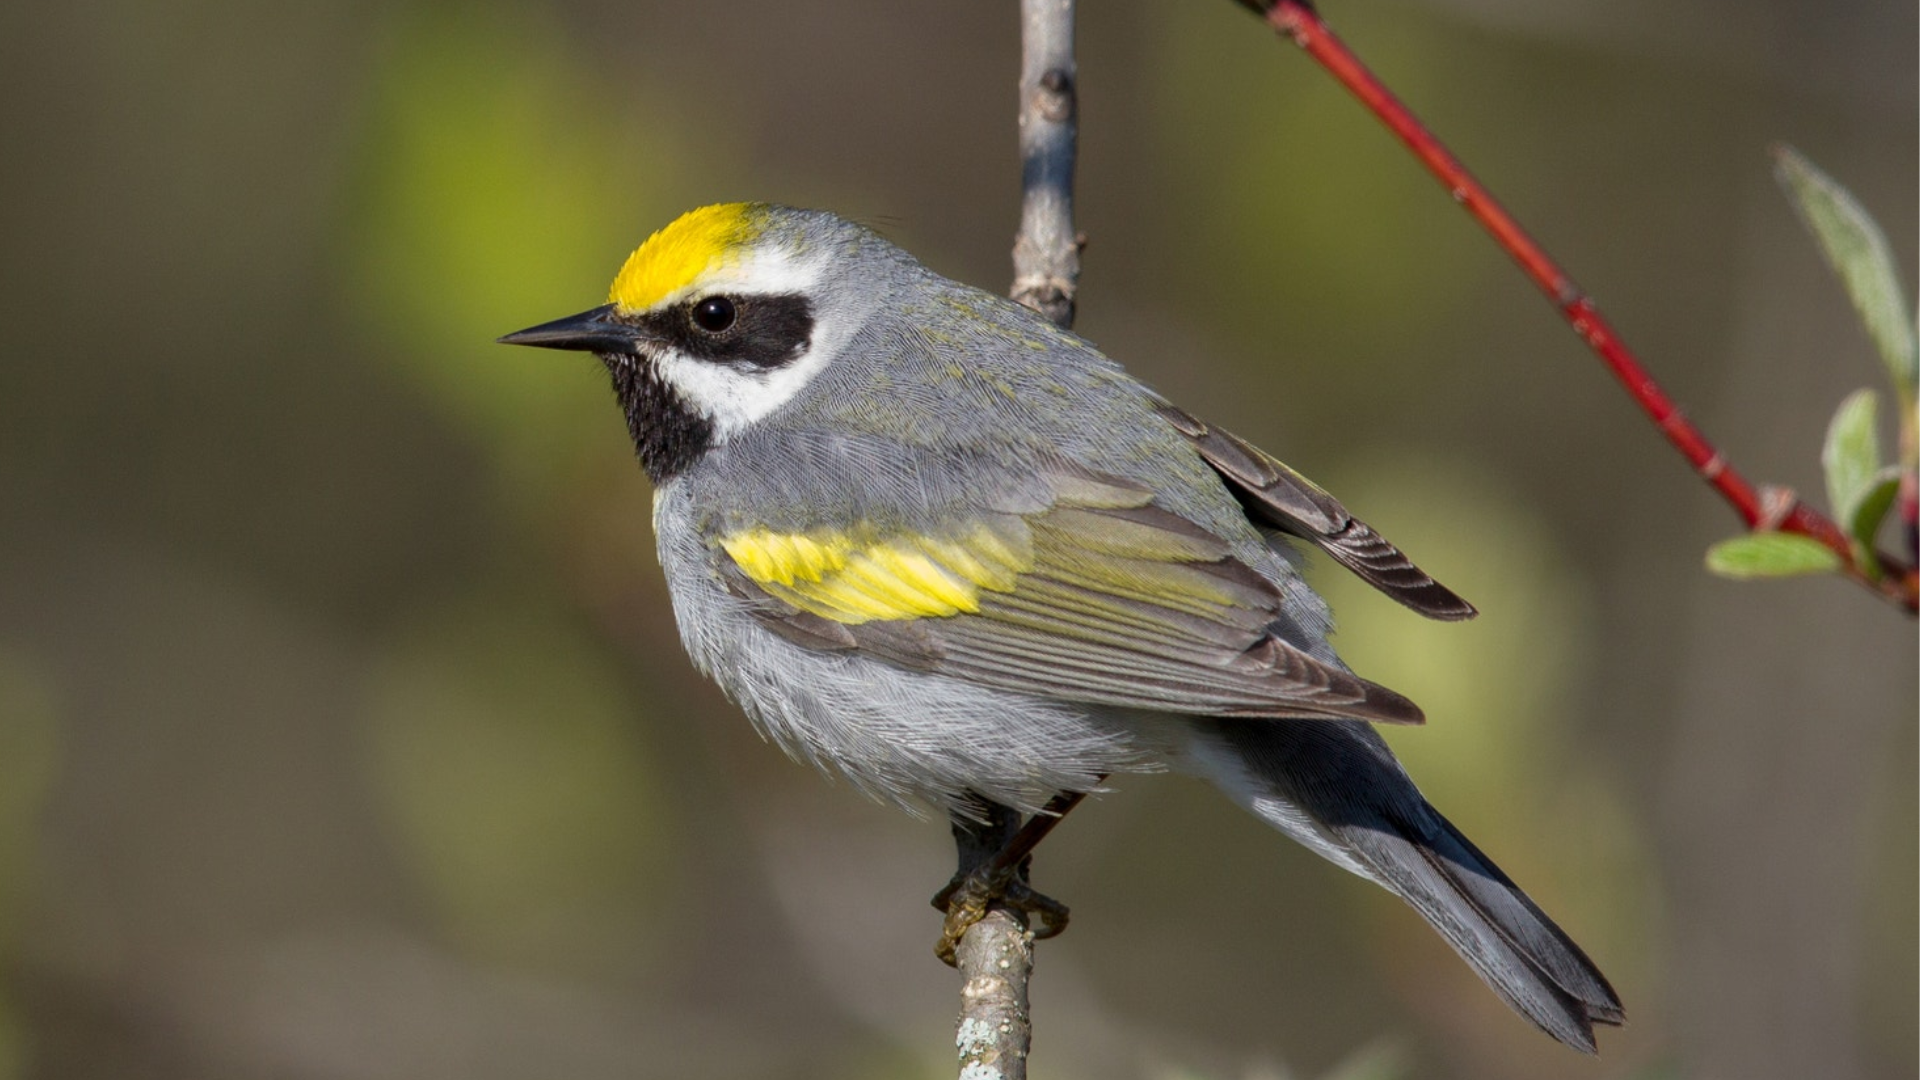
[1237,0,1917,613]
[951,4,1081,1079]
[946,804,1033,1080]
[954,904,1035,1080]
[944,791,1088,1080]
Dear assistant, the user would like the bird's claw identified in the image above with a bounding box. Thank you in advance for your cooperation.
[931,863,1071,966]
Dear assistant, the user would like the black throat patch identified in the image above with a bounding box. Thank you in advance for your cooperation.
[598,292,815,481]
[603,354,715,482]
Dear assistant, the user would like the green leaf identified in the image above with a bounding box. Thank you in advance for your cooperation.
[1822,388,1884,526]
[1849,467,1902,547]
[1773,145,1919,401]
[1704,533,1844,579]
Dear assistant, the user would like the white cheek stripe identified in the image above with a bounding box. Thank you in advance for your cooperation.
[654,346,835,438]
[649,246,851,439]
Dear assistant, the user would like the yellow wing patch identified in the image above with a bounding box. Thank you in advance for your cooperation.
[719,525,1030,624]
[609,203,762,312]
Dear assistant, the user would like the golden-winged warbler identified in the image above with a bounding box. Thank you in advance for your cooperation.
[501,203,1621,1050]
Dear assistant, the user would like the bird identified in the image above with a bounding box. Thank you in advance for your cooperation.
[499,202,1623,1051]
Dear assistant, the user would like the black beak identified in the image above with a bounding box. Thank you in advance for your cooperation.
[497,304,642,353]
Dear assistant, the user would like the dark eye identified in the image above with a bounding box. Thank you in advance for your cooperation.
[691,296,737,333]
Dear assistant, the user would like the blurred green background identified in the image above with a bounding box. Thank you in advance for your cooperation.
[1,1,1914,1077]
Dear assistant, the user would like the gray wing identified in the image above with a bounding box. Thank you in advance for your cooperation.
[716,466,1425,725]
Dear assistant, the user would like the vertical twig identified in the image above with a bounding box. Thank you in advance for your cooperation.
[952,3,1080,1079]
[1011,0,1080,329]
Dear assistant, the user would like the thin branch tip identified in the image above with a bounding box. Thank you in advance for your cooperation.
[1258,0,1916,612]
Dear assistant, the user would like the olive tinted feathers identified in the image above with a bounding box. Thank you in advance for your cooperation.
[715,465,1427,725]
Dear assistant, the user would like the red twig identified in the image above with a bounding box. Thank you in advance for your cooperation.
[1241,0,1917,613]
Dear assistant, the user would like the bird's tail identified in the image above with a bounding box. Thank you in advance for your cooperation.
[1186,719,1624,1052]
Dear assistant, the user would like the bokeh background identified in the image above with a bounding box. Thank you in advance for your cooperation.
[1,1,1914,1077]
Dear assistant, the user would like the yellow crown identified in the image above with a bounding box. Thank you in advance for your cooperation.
[608,203,763,312]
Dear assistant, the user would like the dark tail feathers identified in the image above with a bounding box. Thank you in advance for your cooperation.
[1337,802,1624,1051]
[1199,719,1624,1052]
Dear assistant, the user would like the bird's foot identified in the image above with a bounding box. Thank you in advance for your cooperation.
[930,861,1070,967]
